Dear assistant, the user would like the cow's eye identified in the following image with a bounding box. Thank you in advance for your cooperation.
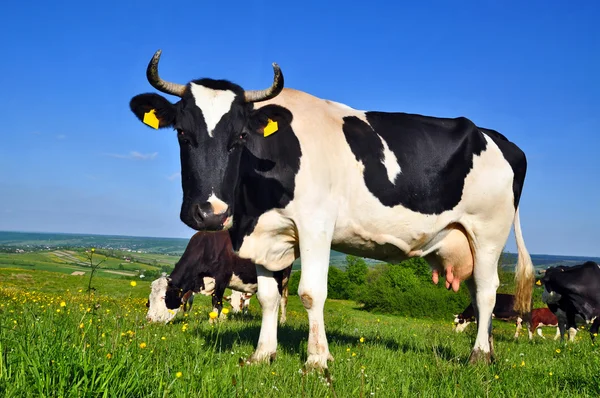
[177,129,191,145]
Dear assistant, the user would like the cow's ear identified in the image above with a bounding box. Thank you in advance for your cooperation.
[129,93,176,129]
[248,104,293,138]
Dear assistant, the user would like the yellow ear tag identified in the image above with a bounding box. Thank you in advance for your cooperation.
[263,119,278,137]
[536,280,541,286]
[143,109,160,129]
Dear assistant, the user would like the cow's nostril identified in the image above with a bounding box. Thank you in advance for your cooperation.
[198,202,214,219]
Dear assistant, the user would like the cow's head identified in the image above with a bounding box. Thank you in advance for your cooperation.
[146,276,180,323]
[129,50,285,231]
[539,266,568,305]
[453,314,472,332]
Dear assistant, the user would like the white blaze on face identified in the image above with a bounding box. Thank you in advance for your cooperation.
[190,84,236,138]
[207,192,229,215]
[376,133,401,184]
[146,276,179,323]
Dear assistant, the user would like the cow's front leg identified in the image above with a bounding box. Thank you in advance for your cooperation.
[248,265,281,364]
[297,222,335,370]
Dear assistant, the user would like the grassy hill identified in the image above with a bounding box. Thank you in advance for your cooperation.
[0,267,598,397]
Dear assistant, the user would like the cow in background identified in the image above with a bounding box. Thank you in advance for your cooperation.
[514,307,560,340]
[155,231,291,324]
[224,290,253,314]
[454,294,523,336]
[541,261,600,342]
[146,275,255,323]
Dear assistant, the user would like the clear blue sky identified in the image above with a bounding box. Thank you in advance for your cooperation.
[0,0,598,257]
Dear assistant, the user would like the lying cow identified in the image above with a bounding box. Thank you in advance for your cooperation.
[540,261,600,342]
[514,307,560,340]
[152,230,291,324]
[454,293,522,335]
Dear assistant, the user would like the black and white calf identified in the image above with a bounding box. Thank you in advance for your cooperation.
[129,49,534,367]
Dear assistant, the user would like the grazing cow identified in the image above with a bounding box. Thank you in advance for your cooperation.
[454,294,522,334]
[129,49,534,367]
[146,275,200,323]
[540,261,600,342]
[224,290,253,314]
[158,230,291,324]
[514,307,560,340]
[146,275,253,323]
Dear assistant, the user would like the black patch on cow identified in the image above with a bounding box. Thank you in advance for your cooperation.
[342,112,487,214]
[480,128,528,209]
[227,105,302,252]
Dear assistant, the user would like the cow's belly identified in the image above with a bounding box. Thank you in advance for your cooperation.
[228,273,258,294]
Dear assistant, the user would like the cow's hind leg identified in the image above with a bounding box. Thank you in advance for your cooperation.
[248,265,282,364]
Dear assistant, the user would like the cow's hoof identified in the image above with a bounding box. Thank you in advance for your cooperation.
[246,351,276,365]
[304,353,333,370]
[468,349,492,365]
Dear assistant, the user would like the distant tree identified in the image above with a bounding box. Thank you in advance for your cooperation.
[327,267,351,299]
[86,248,106,295]
[346,255,368,285]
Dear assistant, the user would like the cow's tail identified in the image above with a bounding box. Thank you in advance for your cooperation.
[513,206,534,314]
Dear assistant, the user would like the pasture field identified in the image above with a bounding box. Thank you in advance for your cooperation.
[1,268,599,397]
[0,250,168,279]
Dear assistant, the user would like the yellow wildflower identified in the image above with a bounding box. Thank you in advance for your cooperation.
[91,248,96,253]
[79,323,84,329]
[209,311,218,320]
[352,352,356,357]
[161,336,166,340]
[556,349,561,353]
[106,353,112,359]
[60,301,66,307]
[359,337,365,343]
[549,372,553,376]
[56,309,61,313]
[346,348,350,352]
[176,372,182,378]
[494,375,499,380]
[139,342,147,349]
[520,361,525,367]
[130,281,137,287]
[222,308,230,315]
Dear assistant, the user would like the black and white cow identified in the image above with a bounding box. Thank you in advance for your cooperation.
[129,49,535,367]
[540,261,600,342]
[154,230,291,324]
[453,293,522,335]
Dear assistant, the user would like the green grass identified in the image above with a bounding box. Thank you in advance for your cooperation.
[1,268,599,397]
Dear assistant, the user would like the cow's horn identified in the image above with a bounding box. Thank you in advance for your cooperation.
[146,49,186,97]
[244,63,284,103]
